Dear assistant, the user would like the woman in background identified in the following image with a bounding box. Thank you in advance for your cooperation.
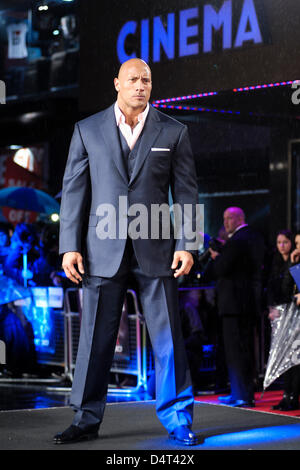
[267,230,300,411]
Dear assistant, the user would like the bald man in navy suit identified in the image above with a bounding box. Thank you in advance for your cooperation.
[54,59,200,446]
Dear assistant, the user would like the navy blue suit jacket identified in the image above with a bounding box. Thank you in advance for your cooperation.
[59,103,199,277]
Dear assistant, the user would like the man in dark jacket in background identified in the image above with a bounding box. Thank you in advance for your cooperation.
[209,207,265,407]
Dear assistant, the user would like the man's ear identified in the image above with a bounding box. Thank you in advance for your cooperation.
[114,78,120,92]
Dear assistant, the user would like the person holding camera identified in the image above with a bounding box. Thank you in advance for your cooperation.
[209,207,264,407]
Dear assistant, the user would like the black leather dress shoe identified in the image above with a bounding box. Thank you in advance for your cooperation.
[230,399,255,408]
[53,425,99,444]
[218,396,255,408]
[272,394,299,411]
[218,395,235,404]
[169,425,199,446]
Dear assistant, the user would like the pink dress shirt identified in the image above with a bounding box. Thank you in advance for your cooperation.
[114,102,149,150]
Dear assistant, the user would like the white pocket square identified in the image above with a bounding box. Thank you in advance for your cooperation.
[151,147,170,151]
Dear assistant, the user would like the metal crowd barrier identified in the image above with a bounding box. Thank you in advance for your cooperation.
[63,288,154,394]
[2,284,267,392]
[0,286,154,394]
[0,287,66,386]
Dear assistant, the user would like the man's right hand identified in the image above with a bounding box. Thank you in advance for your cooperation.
[209,248,220,260]
[62,251,85,284]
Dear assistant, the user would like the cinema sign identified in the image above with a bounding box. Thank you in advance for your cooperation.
[117,0,265,64]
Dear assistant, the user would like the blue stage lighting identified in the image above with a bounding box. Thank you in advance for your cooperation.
[202,424,300,449]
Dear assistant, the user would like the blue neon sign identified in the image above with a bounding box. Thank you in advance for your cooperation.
[117,21,138,62]
[179,8,199,58]
[116,0,264,64]
[153,14,175,63]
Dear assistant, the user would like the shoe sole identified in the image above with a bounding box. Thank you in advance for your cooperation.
[168,434,199,446]
[53,432,99,445]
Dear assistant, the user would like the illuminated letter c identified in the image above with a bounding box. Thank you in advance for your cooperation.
[117,21,137,63]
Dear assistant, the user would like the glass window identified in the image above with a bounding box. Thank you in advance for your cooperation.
[0,0,79,100]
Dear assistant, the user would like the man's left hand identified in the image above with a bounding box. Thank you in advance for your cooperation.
[171,251,194,278]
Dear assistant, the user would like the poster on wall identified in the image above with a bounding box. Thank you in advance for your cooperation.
[6,22,28,60]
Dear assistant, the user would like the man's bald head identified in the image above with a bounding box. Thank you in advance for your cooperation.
[223,207,245,234]
[117,58,151,79]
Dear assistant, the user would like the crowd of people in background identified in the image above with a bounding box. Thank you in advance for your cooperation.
[0,215,300,411]
[266,229,300,410]
[0,221,67,288]
[0,221,71,377]
[181,208,300,411]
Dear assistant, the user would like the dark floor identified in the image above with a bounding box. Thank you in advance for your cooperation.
[0,377,153,411]
[2,400,300,450]
[0,375,281,412]
[0,363,219,411]
[0,365,282,412]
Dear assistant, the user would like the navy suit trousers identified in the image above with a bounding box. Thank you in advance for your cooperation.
[70,240,194,433]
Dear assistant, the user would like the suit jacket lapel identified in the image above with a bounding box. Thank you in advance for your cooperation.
[98,104,162,186]
[129,105,162,185]
[99,104,128,184]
